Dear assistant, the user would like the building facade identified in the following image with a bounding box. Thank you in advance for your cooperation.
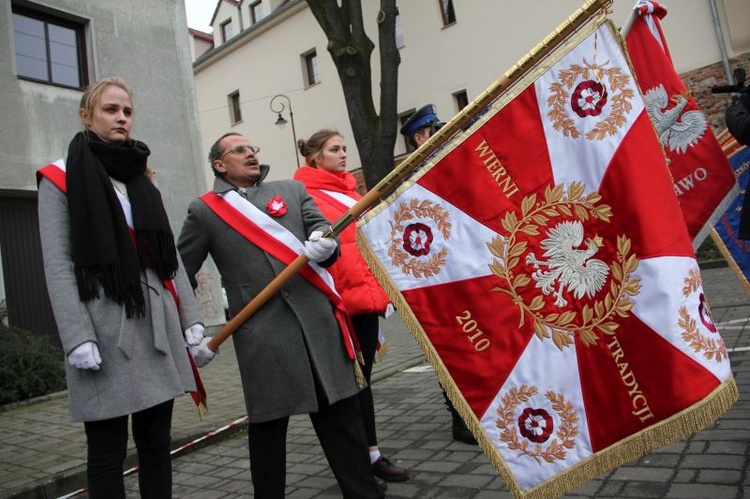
[192,0,750,189]
[0,0,225,335]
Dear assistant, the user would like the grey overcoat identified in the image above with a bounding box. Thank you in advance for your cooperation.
[38,177,200,422]
[177,173,360,423]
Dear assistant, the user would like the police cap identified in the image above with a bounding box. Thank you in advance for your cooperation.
[400,104,443,137]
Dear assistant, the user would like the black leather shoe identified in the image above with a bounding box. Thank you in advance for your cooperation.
[372,455,409,482]
[451,409,478,445]
[452,419,478,445]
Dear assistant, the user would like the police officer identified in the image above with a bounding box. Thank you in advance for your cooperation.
[400,104,445,149]
[400,104,478,446]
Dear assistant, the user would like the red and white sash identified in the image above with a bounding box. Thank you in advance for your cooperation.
[37,160,208,413]
[306,188,388,357]
[308,188,357,212]
[200,190,358,359]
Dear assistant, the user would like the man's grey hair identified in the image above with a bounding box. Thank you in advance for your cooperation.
[209,132,243,177]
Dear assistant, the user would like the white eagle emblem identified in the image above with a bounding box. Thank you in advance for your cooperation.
[643,84,708,154]
[525,221,609,307]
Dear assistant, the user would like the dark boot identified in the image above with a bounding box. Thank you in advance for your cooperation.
[443,390,477,445]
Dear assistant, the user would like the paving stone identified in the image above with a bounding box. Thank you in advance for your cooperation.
[666,483,741,499]
[696,468,743,484]
[610,466,675,482]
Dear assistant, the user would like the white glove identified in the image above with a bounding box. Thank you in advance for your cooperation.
[184,323,205,346]
[384,303,396,319]
[303,230,337,263]
[68,341,102,371]
[190,337,216,368]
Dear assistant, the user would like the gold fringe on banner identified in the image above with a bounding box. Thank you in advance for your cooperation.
[522,379,738,499]
[355,0,741,496]
[359,226,739,499]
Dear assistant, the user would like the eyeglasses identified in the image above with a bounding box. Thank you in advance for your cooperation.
[219,144,260,160]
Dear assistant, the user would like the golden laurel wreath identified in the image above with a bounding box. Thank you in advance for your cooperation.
[488,182,641,350]
[495,385,579,464]
[548,61,635,141]
[678,268,728,362]
[388,199,451,278]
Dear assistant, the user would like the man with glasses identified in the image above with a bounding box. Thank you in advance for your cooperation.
[178,132,385,498]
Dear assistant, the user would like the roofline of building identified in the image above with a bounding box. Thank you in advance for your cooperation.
[194,0,307,74]
[188,28,213,42]
[209,0,241,28]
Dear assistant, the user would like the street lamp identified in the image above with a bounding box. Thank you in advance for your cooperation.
[269,94,300,167]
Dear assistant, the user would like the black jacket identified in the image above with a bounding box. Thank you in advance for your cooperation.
[726,94,750,146]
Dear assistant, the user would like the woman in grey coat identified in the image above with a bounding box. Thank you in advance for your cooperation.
[37,77,212,499]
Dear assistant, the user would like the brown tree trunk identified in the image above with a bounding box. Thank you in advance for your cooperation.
[306,0,401,189]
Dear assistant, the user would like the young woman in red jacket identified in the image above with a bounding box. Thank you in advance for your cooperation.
[294,129,409,483]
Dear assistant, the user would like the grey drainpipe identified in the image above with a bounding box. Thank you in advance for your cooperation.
[708,0,733,82]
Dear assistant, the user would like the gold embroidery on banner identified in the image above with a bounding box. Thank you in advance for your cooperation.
[678,268,728,362]
[388,199,451,278]
[488,182,641,350]
[495,385,579,464]
[548,60,634,141]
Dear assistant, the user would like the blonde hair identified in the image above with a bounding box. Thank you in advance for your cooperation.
[297,129,341,167]
[79,77,134,131]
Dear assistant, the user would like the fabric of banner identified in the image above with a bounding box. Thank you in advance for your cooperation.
[357,17,736,499]
[711,140,750,292]
[625,0,739,248]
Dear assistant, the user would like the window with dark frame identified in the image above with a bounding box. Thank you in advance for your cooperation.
[249,1,263,24]
[439,0,456,27]
[229,91,242,124]
[221,19,234,42]
[303,50,320,87]
[453,90,469,112]
[11,5,87,89]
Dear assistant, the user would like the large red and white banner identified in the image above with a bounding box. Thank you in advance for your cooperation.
[625,0,739,248]
[357,15,736,499]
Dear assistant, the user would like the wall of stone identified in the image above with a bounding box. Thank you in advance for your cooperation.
[681,52,750,133]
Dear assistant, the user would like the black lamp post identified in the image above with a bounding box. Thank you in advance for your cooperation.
[270,94,300,167]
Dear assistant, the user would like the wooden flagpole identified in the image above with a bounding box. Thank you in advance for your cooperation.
[207,0,613,352]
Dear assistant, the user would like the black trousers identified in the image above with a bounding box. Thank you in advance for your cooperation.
[83,399,174,499]
[351,313,380,448]
[248,392,382,499]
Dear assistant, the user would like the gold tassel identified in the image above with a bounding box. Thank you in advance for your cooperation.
[376,342,388,363]
[353,360,366,389]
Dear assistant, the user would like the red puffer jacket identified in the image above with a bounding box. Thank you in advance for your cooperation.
[293,165,390,316]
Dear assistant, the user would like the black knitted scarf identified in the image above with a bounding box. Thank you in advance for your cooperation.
[66,131,178,318]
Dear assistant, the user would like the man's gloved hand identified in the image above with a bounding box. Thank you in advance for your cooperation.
[384,303,396,319]
[68,341,102,371]
[190,337,217,368]
[184,323,205,346]
[303,230,337,262]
